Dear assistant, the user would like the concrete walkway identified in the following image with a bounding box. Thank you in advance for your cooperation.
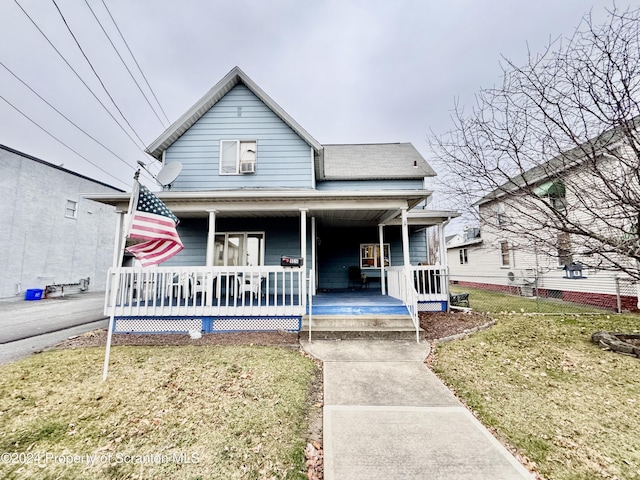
[300,339,534,480]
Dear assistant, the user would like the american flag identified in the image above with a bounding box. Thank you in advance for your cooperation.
[125,184,183,266]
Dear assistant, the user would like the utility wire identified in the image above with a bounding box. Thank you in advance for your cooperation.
[0,94,128,188]
[82,0,168,128]
[98,0,170,125]
[12,0,148,160]
[50,0,147,149]
[0,60,144,176]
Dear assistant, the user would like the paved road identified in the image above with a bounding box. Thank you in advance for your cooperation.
[0,291,107,365]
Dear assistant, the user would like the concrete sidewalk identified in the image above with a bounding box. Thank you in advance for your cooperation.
[300,339,534,480]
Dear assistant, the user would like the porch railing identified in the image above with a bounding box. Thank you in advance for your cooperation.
[387,265,450,342]
[387,267,420,342]
[105,266,305,318]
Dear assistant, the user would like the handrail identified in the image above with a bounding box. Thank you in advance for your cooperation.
[387,267,421,342]
[307,268,314,343]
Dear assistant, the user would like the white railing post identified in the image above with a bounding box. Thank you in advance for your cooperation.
[308,269,314,343]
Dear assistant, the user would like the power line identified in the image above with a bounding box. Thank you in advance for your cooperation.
[0,94,128,187]
[98,0,170,126]
[82,0,168,129]
[12,0,149,161]
[50,0,147,149]
[0,60,143,176]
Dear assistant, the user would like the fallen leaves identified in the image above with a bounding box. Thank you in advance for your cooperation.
[305,441,323,480]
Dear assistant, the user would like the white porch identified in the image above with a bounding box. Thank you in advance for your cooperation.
[104,264,449,338]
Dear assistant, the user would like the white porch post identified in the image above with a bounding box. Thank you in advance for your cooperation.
[311,216,317,294]
[401,208,411,267]
[379,223,386,295]
[206,210,217,266]
[112,211,125,267]
[438,222,446,265]
[300,208,308,265]
[300,209,308,306]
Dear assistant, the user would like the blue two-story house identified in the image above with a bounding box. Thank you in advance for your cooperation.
[88,67,457,340]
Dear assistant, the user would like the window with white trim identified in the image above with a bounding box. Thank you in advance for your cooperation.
[65,199,78,219]
[214,232,264,266]
[459,248,468,264]
[220,140,256,175]
[500,241,510,267]
[557,232,572,267]
[360,244,390,269]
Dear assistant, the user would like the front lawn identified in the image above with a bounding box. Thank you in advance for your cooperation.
[431,313,640,480]
[0,345,318,479]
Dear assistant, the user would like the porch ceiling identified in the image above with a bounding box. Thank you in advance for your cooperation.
[83,189,455,226]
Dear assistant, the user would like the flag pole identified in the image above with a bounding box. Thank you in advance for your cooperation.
[103,170,141,381]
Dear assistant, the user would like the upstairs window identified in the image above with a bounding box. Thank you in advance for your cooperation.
[65,199,78,219]
[497,202,509,227]
[220,140,256,175]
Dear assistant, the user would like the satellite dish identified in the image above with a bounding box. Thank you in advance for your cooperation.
[155,162,182,186]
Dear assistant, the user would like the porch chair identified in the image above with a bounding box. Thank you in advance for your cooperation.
[348,266,366,289]
[237,273,265,299]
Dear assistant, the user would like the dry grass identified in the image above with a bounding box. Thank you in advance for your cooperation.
[431,312,640,480]
[0,345,318,479]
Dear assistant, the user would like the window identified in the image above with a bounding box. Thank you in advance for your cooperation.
[214,232,264,266]
[459,248,468,264]
[550,196,567,213]
[500,241,510,267]
[360,244,390,269]
[497,202,508,227]
[220,140,256,175]
[557,232,572,266]
[65,200,78,219]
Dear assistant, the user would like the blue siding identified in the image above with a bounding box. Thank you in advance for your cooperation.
[165,84,313,190]
[163,218,207,266]
[162,217,312,267]
[317,179,424,191]
[317,226,428,290]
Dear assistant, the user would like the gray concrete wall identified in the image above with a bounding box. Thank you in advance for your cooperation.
[0,146,120,299]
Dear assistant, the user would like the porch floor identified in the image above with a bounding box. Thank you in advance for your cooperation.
[309,290,408,315]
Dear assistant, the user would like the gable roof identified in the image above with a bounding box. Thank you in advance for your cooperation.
[321,143,437,180]
[146,66,323,159]
[475,116,639,206]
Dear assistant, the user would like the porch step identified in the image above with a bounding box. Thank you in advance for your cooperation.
[301,314,423,341]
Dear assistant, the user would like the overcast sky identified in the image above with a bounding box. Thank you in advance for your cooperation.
[0,0,632,195]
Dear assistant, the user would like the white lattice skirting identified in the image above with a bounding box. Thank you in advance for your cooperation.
[113,316,301,333]
[212,317,301,332]
[115,318,202,334]
[418,301,447,312]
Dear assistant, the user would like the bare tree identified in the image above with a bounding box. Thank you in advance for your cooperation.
[430,6,640,279]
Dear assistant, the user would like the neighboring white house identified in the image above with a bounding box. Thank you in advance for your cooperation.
[0,145,122,299]
[447,124,640,312]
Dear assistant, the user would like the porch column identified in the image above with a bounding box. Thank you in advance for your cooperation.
[205,210,217,267]
[300,208,308,265]
[311,216,317,294]
[438,222,447,266]
[401,208,411,267]
[112,210,126,267]
[378,223,386,295]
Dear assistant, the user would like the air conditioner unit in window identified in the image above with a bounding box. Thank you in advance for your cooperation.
[240,161,256,174]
